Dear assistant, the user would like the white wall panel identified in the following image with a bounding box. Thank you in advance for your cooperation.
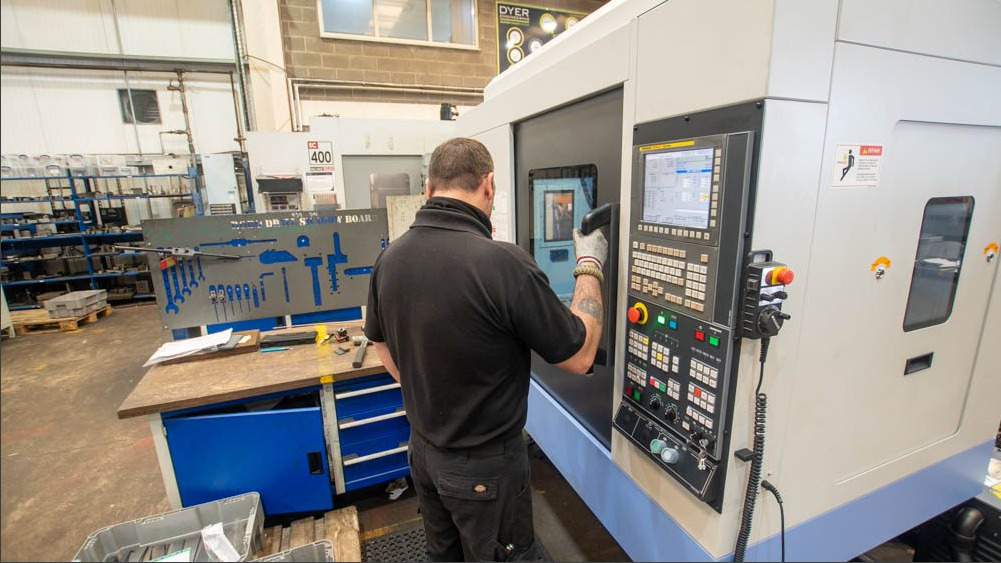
[0,68,240,155]
[114,0,235,60]
[0,0,234,60]
[0,0,115,54]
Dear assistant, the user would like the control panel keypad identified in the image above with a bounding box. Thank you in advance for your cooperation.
[650,341,673,372]
[630,242,712,314]
[628,330,650,361]
[626,363,646,386]
[686,382,716,414]
[689,358,719,389]
[683,406,714,431]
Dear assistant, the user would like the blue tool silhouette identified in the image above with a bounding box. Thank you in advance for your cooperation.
[304,257,324,306]
[259,272,274,302]
[259,250,298,264]
[201,238,276,248]
[326,233,349,293]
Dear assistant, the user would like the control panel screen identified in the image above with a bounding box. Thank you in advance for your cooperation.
[642,148,714,230]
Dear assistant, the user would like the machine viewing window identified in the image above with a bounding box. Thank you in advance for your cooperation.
[642,148,714,229]
[903,196,974,332]
[544,190,575,242]
[529,165,597,303]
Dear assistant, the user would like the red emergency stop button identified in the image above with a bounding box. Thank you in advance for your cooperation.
[771,267,795,286]
[628,303,649,325]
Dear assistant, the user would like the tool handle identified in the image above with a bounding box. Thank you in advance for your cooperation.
[352,342,368,368]
[581,203,615,235]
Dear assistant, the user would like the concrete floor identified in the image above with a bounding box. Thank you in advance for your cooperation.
[1,305,171,561]
[0,304,628,562]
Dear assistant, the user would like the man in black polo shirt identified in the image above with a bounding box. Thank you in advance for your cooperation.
[364,138,607,562]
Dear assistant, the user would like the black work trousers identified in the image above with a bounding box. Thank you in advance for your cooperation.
[409,431,544,562]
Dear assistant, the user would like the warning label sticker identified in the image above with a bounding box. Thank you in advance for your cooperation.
[832,144,884,188]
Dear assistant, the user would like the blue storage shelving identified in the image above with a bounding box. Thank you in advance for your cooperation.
[1,171,200,306]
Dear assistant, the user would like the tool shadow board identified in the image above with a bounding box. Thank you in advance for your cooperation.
[142,210,389,330]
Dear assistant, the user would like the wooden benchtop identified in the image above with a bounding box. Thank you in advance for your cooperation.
[117,323,385,419]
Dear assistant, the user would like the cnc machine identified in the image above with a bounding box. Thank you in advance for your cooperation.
[457,0,1001,560]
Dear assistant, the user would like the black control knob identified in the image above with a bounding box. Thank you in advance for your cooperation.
[757,306,791,337]
[650,396,662,410]
[773,290,789,300]
[664,405,678,422]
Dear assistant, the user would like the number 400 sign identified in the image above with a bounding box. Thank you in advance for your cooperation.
[307,141,333,167]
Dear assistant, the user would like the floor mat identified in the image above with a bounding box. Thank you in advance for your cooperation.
[362,524,429,562]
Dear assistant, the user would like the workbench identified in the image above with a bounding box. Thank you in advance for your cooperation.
[119,323,410,515]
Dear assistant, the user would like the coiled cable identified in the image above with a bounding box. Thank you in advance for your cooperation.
[733,338,770,562]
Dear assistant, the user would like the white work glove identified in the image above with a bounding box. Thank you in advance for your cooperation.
[573,228,608,270]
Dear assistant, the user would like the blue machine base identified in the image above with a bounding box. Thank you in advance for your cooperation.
[525,379,992,562]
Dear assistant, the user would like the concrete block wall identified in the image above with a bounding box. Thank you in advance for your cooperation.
[279,0,607,105]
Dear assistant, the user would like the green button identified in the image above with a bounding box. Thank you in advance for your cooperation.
[657,315,666,325]
[633,389,642,401]
[709,336,720,347]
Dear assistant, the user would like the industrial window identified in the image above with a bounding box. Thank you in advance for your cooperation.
[902,196,974,332]
[319,0,477,48]
[118,89,161,124]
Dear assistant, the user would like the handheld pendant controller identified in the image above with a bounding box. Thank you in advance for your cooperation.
[741,250,793,340]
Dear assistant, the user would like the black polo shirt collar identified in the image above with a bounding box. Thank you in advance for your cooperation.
[412,197,493,239]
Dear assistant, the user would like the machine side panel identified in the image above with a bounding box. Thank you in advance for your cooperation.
[783,41,1001,532]
[838,0,1001,66]
[766,0,839,102]
[634,0,775,124]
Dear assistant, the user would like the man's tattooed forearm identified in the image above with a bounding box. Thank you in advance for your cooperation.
[575,298,603,326]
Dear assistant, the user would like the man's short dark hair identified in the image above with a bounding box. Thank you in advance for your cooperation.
[428,138,494,193]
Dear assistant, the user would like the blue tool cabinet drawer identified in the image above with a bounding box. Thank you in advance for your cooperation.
[334,374,411,492]
[163,389,333,515]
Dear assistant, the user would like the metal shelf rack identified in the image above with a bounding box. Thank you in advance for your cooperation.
[1,171,202,308]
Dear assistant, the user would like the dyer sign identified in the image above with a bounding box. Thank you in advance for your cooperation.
[496,2,586,73]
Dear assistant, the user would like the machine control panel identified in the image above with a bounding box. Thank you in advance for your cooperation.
[614,129,755,510]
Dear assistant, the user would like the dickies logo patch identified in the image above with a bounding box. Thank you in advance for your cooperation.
[473,484,488,494]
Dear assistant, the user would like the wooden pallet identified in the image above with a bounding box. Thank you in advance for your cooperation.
[11,305,112,335]
[257,506,362,562]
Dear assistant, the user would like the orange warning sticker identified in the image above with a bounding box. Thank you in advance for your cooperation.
[870,257,891,271]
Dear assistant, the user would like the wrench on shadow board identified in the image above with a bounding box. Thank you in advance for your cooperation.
[161,268,179,315]
[170,266,185,304]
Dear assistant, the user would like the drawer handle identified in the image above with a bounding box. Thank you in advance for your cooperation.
[904,352,933,375]
[307,451,324,475]
[335,383,402,400]
[339,407,407,429]
[342,444,409,467]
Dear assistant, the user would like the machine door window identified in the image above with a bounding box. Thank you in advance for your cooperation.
[528,165,597,303]
[903,196,974,332]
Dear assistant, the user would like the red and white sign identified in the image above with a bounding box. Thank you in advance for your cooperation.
[832,144,884,188]
[307,141,334,173]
